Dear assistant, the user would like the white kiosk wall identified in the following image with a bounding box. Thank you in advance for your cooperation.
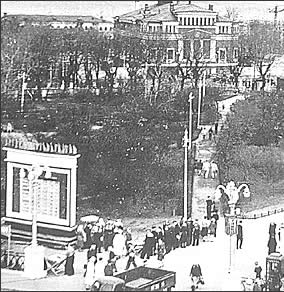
[2,138,80,246]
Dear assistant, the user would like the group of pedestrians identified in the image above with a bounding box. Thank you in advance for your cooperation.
[71,210,221,290]
[194,160,218,179]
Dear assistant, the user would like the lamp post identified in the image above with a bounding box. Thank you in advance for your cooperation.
[188,92,195,150]
[24,164,50,279]
[214,181,251,273]
[183,129,189,220]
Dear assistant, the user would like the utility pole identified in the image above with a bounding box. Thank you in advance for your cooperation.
[21,72,26,113]
[188,93,194,150]
[197,78,202,129]
[183,128,189,220]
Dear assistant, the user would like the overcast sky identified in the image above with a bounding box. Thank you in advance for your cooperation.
[1,1,284,22]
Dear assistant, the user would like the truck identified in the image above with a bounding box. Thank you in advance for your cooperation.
[92,266,176,291]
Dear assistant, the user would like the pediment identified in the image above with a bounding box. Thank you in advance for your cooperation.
[181,28,213,39]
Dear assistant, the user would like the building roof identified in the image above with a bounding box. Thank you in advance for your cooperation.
[1,14,112,24]
[116,2,216,24]
[173,3,216,14]
[270,55,284,78]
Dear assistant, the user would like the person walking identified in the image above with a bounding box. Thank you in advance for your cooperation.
[157,239,166,265]
[125,243,137,270]
[206,196,213,219]
[140,229,154,260]
[190,264,204,290]
[202,160,210,179]
[84,256,97,291]
[201,216,209,242]
[208,128,213,140]
[236,221,243,249]
[214,122,218,135]
[64,244,75,276]
[208,218,217,240]
[192,220,200,246]
[180,222,188,248]
[268,234,277,255]
[254,261,262,279]
[76,223,86,251]
[104,259,115,276]
[87,244,98,261]
[210,161,218,179]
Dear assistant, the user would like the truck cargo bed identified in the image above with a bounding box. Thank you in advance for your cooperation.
[115,266,176,291]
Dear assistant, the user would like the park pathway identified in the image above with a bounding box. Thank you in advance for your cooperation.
[190,94,245,221]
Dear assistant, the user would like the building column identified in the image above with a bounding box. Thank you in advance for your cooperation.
[178,39,184,61]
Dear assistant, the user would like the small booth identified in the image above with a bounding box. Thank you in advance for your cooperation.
[266,252,284,291]
[2,138,80,247]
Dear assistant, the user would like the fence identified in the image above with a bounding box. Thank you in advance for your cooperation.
[236,206,284,220]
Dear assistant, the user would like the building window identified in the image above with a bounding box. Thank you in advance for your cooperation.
[200,18,203,26]
[167,48,175,62]
[179,17,182,24]
[165,25,168,33]
[208,18,211,25]
[225,26,228,34]
[149,26,152,32]
[187,17,190,25]
[105,27,107,31]
[219,48,226,62]
[222,26,225,33]
[173,26,175,33]
[204,18,207,26]
[203,40,210,59]
[219,26,221,34]
[233,48,238,59]
[99,27,102,31]
[192,17,195,26]
[196,17,199,26]
[183,17,186,26]
[194,39,201,55]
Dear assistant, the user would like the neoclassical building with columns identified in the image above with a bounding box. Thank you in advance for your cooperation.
[114,1,242,73]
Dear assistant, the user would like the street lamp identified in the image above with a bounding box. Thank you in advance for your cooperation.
[24,164,51,279]
[214,181,251,273]
[183,129,189,220]
[214,181,251,215]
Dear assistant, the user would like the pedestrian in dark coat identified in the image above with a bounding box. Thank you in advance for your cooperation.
[164,225,171,254]
[206,196,213,219]
[151,226,158,255]
[268,235,277,255]
[236,221,243,249]
[103,219,114,251]
[192,220,200,246]
[140,230,154,260]
[180,222,188,248]
[214,122,218,135]
[84,223,93,249]
[169,224,175,251]
[174,221,181,249]
[186,219,193,246]
[208,128,213,140]
[64,244,75,276]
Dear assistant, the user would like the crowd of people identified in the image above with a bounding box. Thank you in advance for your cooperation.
[69,205,220,290]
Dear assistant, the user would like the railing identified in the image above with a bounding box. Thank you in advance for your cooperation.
[236,207,284,220]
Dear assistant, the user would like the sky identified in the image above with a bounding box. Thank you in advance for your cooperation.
[1,1,284,22]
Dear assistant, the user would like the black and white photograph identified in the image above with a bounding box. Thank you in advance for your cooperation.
[1,0,284,290]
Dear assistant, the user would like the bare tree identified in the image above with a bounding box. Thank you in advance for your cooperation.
[176,39,206,90]
[239,20,283,91]
[224,6,239,21]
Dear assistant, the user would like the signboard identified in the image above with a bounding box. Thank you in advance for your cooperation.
[1,224,11,237]
[225,217,237,236]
